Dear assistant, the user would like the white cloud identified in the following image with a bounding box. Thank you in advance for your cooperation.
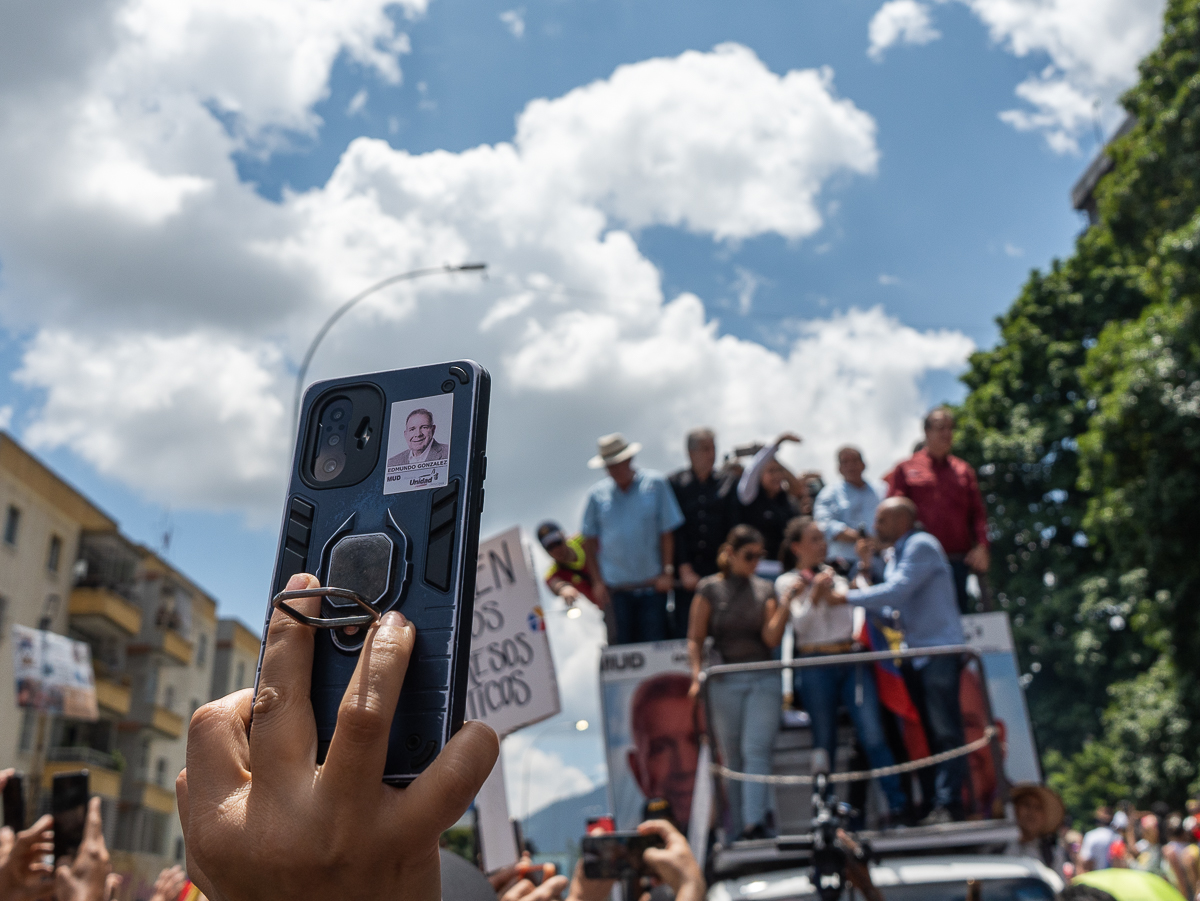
[346,88,369,117]
[514,44,878,241]
[878,273,900,285]
[868,0,942,61]
[867,0,1164,151]
[968,0,1162,152]
[732,267,760,314]
[500,8,525,39]
[501,740,597,818]
[1004,242,1024,257]
[0,406,11,431]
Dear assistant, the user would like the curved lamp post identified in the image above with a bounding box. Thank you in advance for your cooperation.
[292,262,488,429]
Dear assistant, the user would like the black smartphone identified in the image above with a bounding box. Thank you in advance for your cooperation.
[259,362,490,784]
[51,770,89,859]
[2,773,25,831]
[581,832,665,879]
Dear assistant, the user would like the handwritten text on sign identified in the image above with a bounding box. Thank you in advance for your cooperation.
[467,527,561,736]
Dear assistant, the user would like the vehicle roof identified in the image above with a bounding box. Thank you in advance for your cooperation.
[707,855,1065,900]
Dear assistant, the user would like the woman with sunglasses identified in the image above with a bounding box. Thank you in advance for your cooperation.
[688,524,789,840]
[777,516,909,823]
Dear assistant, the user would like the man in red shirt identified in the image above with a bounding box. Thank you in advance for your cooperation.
[885,407,990,613]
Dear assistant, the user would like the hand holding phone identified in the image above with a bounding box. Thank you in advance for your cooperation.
[180,579,499,901]
[53,796,112,901]
[580,831,665,879]
[260,362,490,784]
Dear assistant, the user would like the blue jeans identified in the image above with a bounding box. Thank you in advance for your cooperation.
[612,588,670,645]
[708,670,780,837]
[901,655,966,814]
[796,661,908,814]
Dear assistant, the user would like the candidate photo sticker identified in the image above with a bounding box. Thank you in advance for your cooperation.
[384,393,454,495]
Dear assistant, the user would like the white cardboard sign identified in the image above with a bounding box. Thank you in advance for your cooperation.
[467,527,560,737]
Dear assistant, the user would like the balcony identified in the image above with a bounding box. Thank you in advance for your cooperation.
[150,706,184,739]
[94,677,131,717]
[69,587,142,639]
[42,748,122,800]
[139,782,176,816]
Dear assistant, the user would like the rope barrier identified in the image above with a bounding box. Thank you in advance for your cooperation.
[711,726,999,785]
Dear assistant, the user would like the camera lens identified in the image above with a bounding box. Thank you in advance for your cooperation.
[331,408,345,422]
[328,434,340,446]
[322,458,338,474]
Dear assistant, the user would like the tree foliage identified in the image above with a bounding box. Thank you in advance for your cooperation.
[955,0,1200,816]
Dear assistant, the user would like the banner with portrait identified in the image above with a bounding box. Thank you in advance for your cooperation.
[599,640,700,833]
[12,625,99,720]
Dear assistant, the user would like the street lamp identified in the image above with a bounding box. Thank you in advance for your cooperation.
[519,717,591,823]
[291,262,488,429]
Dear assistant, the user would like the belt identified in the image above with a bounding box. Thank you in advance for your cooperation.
[609,583,659,594]
[798,641,860,656]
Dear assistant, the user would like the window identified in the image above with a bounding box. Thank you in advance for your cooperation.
[0,594,7,640]
[155,757,168,787]
[196,633,208,667]
[163,684,175,711]
[3,505,19,546]
[175,837,185,862]
[47,535,63,573]
[235,661,246,688]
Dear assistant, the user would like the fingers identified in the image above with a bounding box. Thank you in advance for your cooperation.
[397,720,499,839]
[502,875,569,901]
[321,611,414,797]
[83,797,104,848]
[184,690,252,815]
[636,819,681,846]
[249,573,321,785]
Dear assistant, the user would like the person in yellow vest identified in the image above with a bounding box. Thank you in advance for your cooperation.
[537,521,614,644]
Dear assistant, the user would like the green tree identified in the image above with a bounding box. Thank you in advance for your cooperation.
[955,0,1200,813]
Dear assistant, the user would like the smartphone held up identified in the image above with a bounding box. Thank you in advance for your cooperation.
[258,362,490,784]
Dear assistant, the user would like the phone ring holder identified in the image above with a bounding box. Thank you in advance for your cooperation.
[271,586,381,629]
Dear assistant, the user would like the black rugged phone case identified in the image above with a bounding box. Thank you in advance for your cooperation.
[256,360,490,784]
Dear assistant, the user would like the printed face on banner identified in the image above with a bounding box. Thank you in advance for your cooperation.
[601,641,701,832]
[12,625,99,720]
[383,393,453,494]
[466,527,561,736]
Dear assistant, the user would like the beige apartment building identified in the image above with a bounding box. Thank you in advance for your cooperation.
[0,432,259,889]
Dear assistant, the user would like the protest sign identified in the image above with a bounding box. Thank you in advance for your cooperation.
[12,625,99,720]
[467,527,560,737]
[600,640,699,832]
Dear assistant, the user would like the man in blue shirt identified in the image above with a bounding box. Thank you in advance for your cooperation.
[835,496,966,823]
[582,433,685,645]
[813,446,883,571]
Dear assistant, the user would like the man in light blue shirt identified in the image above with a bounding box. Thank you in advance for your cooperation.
[582,433,685,645]
[813,446,883,568]
[836,496,966,823]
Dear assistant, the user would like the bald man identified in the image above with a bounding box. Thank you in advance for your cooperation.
[834,497,966,824]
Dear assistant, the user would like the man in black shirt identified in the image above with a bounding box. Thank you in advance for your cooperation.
[668,428,734,639]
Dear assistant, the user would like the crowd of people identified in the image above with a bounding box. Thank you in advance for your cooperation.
[539,407,992,835]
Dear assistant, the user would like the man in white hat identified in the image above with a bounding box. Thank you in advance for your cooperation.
[582,433,685,645]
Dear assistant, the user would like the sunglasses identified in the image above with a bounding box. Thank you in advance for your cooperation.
[738,549,765,562]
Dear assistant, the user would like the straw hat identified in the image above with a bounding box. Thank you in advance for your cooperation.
[588,432,642,469]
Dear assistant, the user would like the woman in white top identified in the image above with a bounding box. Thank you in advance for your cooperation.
[776,516,908,819]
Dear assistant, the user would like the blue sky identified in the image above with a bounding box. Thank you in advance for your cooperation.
[0,0,1165,811]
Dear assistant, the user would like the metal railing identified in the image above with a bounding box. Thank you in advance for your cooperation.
[698,645,1009,834]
